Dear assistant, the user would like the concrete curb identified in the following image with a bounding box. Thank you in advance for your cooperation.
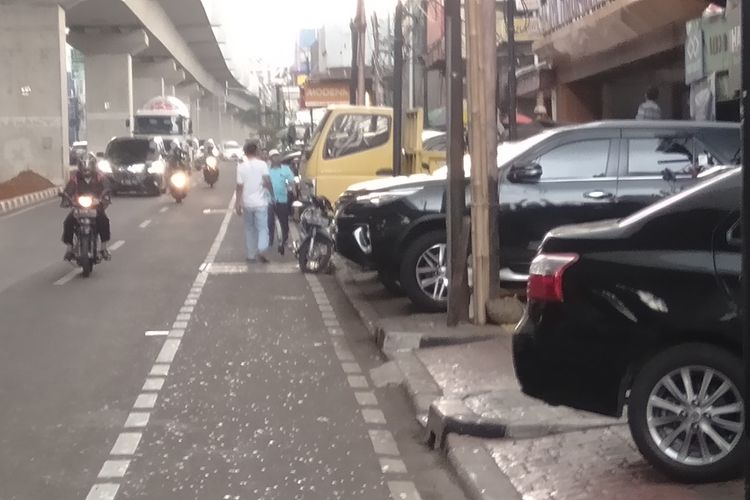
[427,398,506,450]
[391,351,443,427]
[332,259,380,338]
[0,187,62,215]
[446,435,522,500]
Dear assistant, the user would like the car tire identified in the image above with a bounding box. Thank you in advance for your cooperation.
[377,269,404,296]
[400,230,448,312]
[627,343,744,483]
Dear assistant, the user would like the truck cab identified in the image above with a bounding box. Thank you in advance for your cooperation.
[299,105,445,203]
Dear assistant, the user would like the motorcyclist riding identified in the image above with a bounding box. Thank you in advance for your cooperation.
[62,154,112,261]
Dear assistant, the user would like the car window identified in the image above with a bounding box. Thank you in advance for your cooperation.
[627,137,697,176]
[324,114,391,159]
[424,134,447,152]
[535,140,610,180]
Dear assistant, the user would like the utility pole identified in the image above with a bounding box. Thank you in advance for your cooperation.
[350,20,359,105]
[505,0,517,140]
[445,0,470,326]
[740,0,749,495]
[356,0,367,105]
[393,1,404,177]
[465,0,498,324]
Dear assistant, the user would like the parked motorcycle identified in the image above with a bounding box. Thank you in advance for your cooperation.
[62,193,104,277]
[292,195,334,273]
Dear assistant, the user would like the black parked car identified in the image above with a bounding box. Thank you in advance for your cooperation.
[98,137,168,196]
[513,168,743,482]
[335,120,740,311]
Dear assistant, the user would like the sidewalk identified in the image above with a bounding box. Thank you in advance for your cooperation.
[334,258,742,500]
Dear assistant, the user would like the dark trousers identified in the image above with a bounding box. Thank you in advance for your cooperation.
[63,211,111,245]
[268,202,290,247]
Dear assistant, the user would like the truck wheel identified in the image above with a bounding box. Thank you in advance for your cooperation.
[627,343,744,483]
[399,230,448,312]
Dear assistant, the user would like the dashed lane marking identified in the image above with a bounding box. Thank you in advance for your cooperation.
[85,483,119,500]
[159,206,169,213]
[380,458,407,474]
[368,429,399,456]
[139,219,151,229]
[355,391,378,406]
[54,239,125,285]
[109,432,142,456]
[109,240,125,252]
[97,460,130,479]
[388,481,424,500]
[144,330,168,337]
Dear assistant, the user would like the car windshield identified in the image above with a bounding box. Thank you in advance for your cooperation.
[105,139,156,164]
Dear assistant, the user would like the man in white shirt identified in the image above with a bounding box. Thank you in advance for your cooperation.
[235,142,274,262]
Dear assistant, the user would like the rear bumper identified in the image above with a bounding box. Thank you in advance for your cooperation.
[512,308,624,417]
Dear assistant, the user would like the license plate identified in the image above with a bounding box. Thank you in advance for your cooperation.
[74,208,97,217]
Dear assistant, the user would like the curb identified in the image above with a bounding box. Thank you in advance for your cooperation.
[0,186,62,215]
[391,351,443,427]
[446,435,522,500]
[332,258,381,338]
[426,398,506,450]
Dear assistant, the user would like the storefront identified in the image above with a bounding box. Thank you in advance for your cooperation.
[684,0,741,121]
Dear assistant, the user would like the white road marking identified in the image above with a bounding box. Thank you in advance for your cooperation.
[328,327,343,336]
[341,362,361,374]
[175,313,191,322]
[172,321,188,329]
[335,347,355,361]
[159,206,169,213]
[144,330,169,337]
[139,219,151,228]
[124,412,150,428]
[318,304,334,312]
[379,458,407,474]
[168,329,185,339]
[85,483,119,500]
[368,429,399,456]
[184,298,197,306]
[156,338,181,364]
[347,375,369,388]
[53,268,81,286]
[133,393,158,409]
[142,377,165,392]
[97,459,131,479]
[324,319,341,328]
[150,364,170,377]
[110,432,142,456]
[362,408,387,424]
[388,481,423,500]
[109,240,125,252]
[355,391,378,406]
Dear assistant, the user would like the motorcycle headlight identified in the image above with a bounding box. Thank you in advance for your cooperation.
[170,171,188,189]
[206,156,218,168]
[356,187,423,205]
[97,160,112,174]
[77,195,94,208]
[147,160,166,174]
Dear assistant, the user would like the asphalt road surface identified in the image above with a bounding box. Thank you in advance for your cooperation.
[0,164,464,500]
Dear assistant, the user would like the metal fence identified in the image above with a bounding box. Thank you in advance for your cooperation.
[538,0,614,33]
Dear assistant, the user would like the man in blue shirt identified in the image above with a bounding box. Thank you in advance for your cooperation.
[267,149,295,255]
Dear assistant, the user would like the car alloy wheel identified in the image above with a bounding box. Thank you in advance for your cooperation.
[415,243,448,303]
[646,365,743,467]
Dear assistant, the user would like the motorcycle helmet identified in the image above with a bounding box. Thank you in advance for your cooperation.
[80,153,97,180]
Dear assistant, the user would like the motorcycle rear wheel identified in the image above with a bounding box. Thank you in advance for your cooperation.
[297,236,332,274]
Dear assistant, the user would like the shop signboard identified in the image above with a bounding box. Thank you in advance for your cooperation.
[684,19,704,84]
[301,81,350,109]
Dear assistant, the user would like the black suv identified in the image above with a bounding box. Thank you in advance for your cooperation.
[335,121,740,311]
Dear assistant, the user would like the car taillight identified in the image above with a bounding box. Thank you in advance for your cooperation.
[527,253,579,302]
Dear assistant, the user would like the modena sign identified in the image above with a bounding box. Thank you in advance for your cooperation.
[302,82,350,108]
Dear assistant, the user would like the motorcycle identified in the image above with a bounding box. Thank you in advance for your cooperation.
[168,169,190,203]
[202,148,220,188]
[62,193,105,277]
[292,194,335,273]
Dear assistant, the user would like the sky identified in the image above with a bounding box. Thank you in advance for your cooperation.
[222,0,400,69]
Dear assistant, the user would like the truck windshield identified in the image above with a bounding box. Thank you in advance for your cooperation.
[135,116,183,135]
[304,110,331,159]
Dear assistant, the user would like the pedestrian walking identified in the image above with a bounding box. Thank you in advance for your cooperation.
[635,86,662,120]
[235,142,273,263]
[266,149,296,255]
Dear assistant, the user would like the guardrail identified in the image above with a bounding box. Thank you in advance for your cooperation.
[538,0,614,33]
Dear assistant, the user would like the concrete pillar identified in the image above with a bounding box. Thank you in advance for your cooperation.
[85,54,134,155]
[175,82,203,136]
[199,95,223,143]
[0,4,68,184]
[133,76,165,110]
[68,29,148,155]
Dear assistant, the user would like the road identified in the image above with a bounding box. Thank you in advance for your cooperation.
[0,164,464,500]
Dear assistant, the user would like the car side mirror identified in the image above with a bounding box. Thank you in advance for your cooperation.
[508,162,542,183]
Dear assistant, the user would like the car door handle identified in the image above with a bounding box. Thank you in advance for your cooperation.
[584,190,614,200]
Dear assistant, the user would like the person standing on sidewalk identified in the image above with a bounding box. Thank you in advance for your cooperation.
[635,86,662,120]
[267,149,295,255]
[235,142,274,263]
